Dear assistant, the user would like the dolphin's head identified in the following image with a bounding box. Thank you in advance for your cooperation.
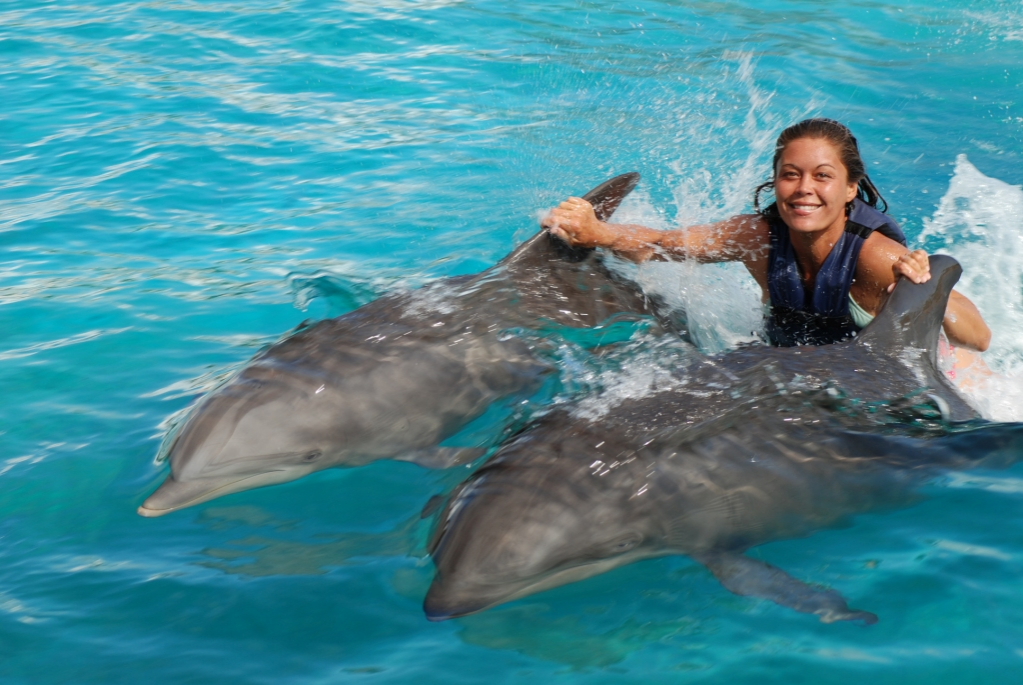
[138,362,346,517]
[423,438,654,620]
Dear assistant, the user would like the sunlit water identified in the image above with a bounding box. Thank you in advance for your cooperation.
[3,1,1023,682]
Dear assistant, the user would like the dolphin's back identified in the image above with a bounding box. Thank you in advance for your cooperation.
[143,173,663,516]
[424,252,990,622]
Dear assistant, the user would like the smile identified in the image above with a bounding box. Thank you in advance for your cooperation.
[788,202,822,215]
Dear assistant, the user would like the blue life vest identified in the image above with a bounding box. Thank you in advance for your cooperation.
[765,198,907,347]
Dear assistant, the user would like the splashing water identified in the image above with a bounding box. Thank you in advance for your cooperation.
[595,53,778,355]
[920,155,1023,420]
[612,148,1023,421]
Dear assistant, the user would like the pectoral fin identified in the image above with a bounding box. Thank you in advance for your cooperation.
[395,447,486,469]
[692,551,877,625]
[420,494,445,519]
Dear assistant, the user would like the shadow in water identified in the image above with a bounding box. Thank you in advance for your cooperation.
[194,506,424,577]
[453,604,706,670]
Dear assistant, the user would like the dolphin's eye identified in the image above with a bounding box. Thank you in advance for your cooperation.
[303,451,322,462]
[608,533,642,554]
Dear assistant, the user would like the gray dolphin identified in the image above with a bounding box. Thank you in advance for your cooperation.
[425,256,1013,624]
[140,173,665,517]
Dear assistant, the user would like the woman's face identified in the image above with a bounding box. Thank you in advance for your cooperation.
[774,137,858,236]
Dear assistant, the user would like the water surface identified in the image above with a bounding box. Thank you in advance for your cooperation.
[3,1,1023,682]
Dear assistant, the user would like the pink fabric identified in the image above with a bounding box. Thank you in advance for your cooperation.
[938,335,957,380]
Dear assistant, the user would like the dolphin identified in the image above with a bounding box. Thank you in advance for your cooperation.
[424,255,1015,624]
[140,173,667,517]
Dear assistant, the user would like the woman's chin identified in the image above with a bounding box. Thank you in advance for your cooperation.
[779,212,842,235]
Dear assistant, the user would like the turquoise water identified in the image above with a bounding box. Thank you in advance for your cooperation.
[4,0,1023,681]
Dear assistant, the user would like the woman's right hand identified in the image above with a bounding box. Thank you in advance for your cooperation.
[541,197,617,248]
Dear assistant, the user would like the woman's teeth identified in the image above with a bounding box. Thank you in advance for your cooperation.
[791,203,821,213]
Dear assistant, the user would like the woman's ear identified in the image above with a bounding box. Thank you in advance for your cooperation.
[845,182,858,203]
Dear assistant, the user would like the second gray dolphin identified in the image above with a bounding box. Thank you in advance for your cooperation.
[140,173,666,517]
[424,256,1016,624]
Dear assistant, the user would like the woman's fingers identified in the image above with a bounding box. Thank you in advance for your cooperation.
[889,249,931,291]
[547,226,570,243]
[540,197,598,245]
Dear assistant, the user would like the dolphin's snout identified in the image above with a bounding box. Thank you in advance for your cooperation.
[422,582,491,622]
[137,476,228,517]
[137,504,167,518]
[423,602,454,622]
[137,469,299,517]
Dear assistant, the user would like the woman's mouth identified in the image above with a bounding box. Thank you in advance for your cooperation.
[788,202,822,216]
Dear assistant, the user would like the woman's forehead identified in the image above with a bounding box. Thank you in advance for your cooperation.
[777,137,846,169]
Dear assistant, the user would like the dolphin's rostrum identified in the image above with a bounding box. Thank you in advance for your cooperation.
[139,173,665,517]
[425,255,1018,624]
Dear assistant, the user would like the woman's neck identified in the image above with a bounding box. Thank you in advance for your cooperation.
[788,220,846,286]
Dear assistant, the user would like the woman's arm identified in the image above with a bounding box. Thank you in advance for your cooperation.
[540,197,767,265]
[943,290,991,352]
[540,196,663,261]
[854,234,991,352]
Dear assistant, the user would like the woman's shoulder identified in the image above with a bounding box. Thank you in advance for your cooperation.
[856,230,908,285]
[847,200,907,246]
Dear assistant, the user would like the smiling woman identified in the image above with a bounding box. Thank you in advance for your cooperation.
[542,118,992,354]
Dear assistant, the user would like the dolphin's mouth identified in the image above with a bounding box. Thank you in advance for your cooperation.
[423,572,570,622]
[423,586,494,622]
[136,470,294,517]
[423,552,650,620]
[182,449,320,478]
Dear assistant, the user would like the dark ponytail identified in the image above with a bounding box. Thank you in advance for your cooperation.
[754,118,889,217]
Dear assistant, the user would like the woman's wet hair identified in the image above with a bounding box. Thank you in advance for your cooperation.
[754,118,888,216]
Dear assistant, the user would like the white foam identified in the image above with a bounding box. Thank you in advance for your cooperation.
[570,354,685,421]
[943,472,1023,495]
[400,279,461,318]
[930,539,1012,562]
[920,155,1023,421]
[562,334,699,420]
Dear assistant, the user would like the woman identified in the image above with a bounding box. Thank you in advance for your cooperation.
[541,118,991,358]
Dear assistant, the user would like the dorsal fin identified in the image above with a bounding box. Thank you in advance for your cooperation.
[500,172,640,267]
[855,255,962,363]
[583,172,641,221]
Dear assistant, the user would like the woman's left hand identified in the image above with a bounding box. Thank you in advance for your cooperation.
[887,249,931,292]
